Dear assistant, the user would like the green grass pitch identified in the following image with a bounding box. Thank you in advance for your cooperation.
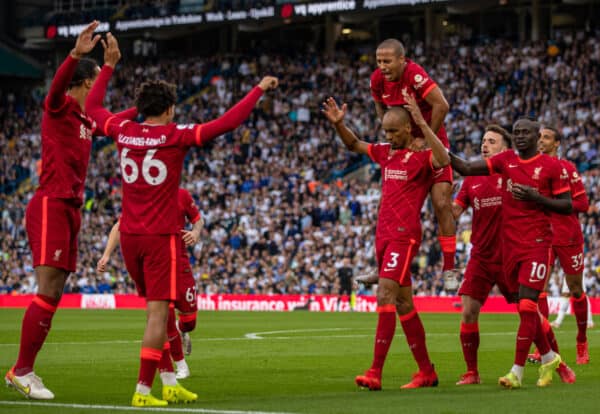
[0,309,598,413]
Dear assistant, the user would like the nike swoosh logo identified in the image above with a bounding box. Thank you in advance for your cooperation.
[472,184,481,189]
[383,268,395,272]
[508,164,518,168]
[382,94,391,98]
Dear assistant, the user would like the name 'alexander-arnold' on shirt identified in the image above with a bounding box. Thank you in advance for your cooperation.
[117,133,167,146]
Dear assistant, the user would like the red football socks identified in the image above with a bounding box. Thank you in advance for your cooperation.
[538,292,549,319]
[400,310,434,373]
[571,294,588,343]
[158,342,174,373]
[14,294,59,376]
[515,299,539,366]
[439,235,456,271]
[460,322,480,372]
[167,307,184,362]
[138,347,162,387]
[370,304,396,373]
[540,316,559,354]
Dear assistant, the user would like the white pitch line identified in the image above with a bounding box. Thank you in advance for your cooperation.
[0,401,296,414]
[0,328,589,347]
[245,328,353,339]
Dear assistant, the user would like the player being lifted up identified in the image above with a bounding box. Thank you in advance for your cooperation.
[97,187,204,379]
[450,118,572,389]
[451,125,516,385]
[322,90,449,390]
[537,126,590,364]
[369,38,457,281]
[5,21,137,400]
[86,32,278,407]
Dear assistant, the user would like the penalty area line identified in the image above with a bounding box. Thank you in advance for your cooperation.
[0,401,297,414]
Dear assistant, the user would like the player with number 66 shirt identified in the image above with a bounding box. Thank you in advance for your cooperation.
[86,32,278,407]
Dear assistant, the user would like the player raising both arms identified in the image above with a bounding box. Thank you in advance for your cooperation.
[451,125,516,385]
[537,126,590,364]
[5,21,137,400]
[86,33,278,406]
[97,187,204,379]
[370,38,457,280]
[450,118,572,389]
[323,91,449,390]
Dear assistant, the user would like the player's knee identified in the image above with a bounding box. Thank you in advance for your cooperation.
[566,278,583,298]
[395,299,414,315]
[461,308,479,324]
[376,284,395,306]
[570,288,583,299]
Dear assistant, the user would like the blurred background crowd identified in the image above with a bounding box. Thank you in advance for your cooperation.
[1,31,600,298]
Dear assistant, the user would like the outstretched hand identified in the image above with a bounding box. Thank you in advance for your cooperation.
[101,32,121,68]
[71,21,102,59]
[258,76,279,91]
[321,97,347,125]
[402,89,427,127]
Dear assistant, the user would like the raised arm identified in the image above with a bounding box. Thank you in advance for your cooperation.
[97,220,120,272]
[85,32,121,129]
[321,97,369,155]
[403,92,448,168]
[47,21,101,111]
[199,76,278,144]
[374,101,386,121]
[449,153,490,176]
[424,86,449,134]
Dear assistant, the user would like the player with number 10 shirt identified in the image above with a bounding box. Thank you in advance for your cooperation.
[450,118,572,389]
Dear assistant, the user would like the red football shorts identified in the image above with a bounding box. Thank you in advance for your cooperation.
[376,239,419,286]
[26,193,81,272]
[174,251,197,313]
[432,165,453,185]
[551,244,584,275]
[120,233,180,301]
[459,255,516,304]
[503,247,552,292]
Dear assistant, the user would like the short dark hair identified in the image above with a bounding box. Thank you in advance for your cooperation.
[514,117,541,132]
[377,38,405,57]
[135,80,177,117]
[541,125,562,142]
[69,58,98,88]
[485,124,512,148]
[383,106,411,126]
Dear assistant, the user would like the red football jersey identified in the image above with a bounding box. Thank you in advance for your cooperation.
[178,188,201,230]
[178,188,201,260]
[486,151,570,249]
[370,60,449,147]
[455,175,504,262]
[38,56,96,203]
[550,159,586,246]
[105,119,201,235]
[88,65,263,235]
[368,143,438,242]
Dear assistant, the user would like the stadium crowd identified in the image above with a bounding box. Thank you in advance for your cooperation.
[1,32,600,298]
